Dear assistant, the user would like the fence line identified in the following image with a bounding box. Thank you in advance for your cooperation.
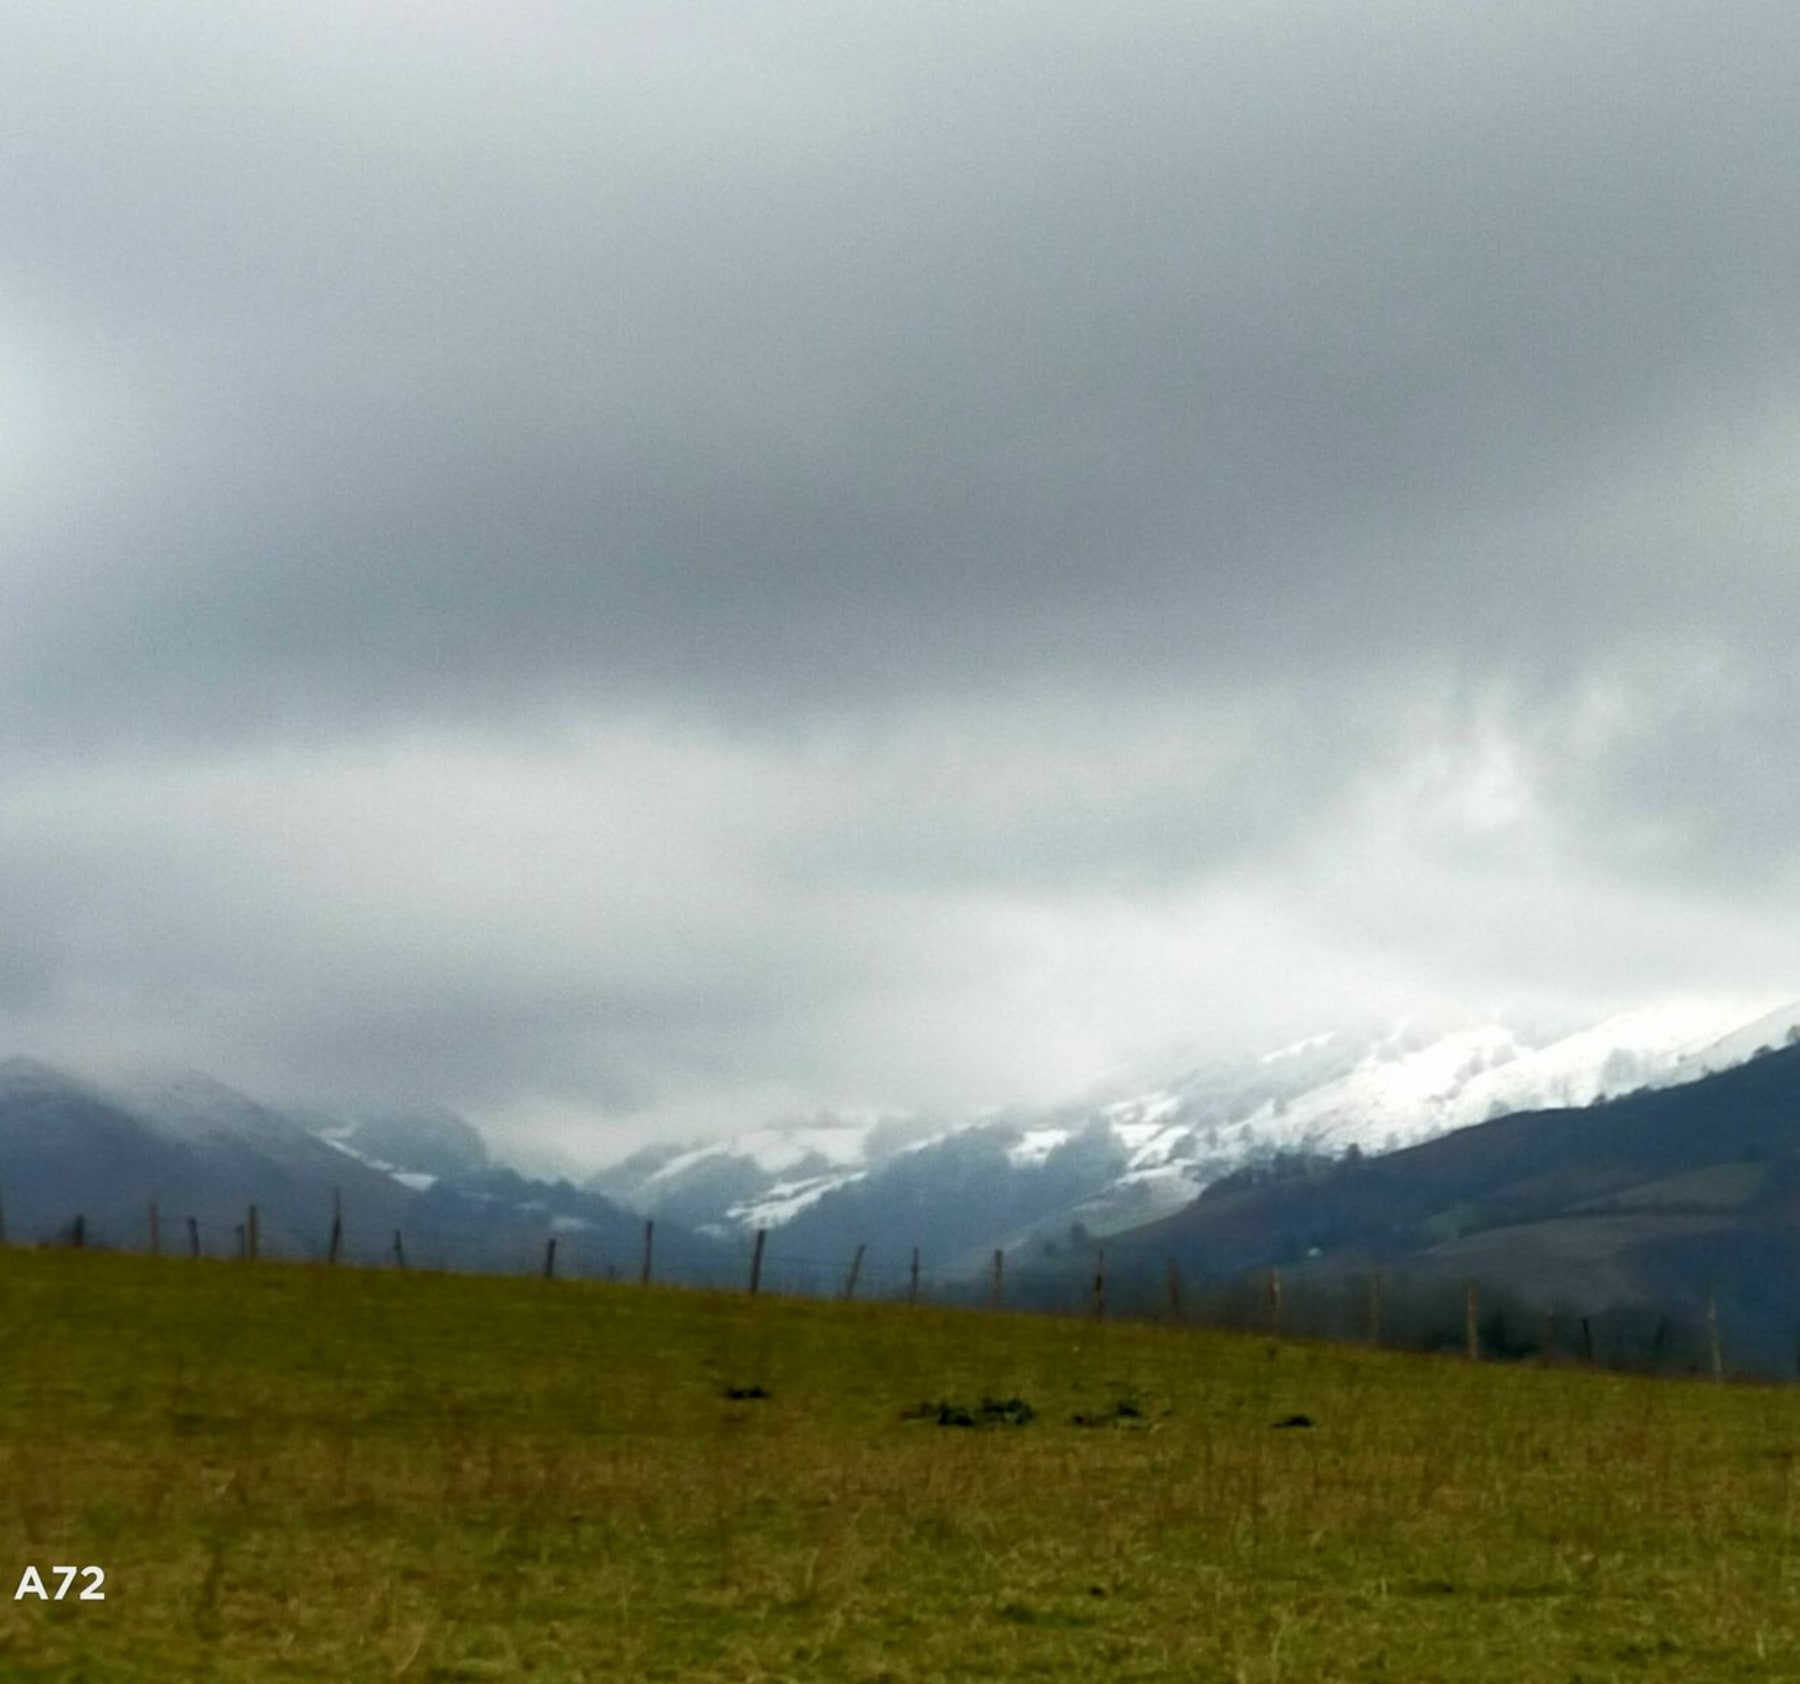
[0,1189,1773,1380]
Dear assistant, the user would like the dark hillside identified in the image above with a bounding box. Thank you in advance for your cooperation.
[0,1058,720,1277]
[1095,1042,1800,1367]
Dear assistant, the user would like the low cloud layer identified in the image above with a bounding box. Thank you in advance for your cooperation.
[5,5,1800,1161]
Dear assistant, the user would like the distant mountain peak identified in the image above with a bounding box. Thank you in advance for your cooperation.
[339,1107,490,1180]
[584,995,1800,1261]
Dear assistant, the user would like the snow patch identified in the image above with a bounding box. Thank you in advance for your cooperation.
[1007,1128,1072,1167]
[727,1168,868,1228]
[647,1116,880,1184]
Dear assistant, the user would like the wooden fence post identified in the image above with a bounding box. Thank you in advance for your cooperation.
[1265,1267,1282,1334]
[187,1216,200,1259]
[147,1200,160,1256]
[640,1219,655,1286]
[842,1242,866,1302]
[907,1245,921,1307]
[71,1214,85,1250]
[1464,1280,1480,1361]
[1368,1272,1384,1347]
[748,1228,766,1296]
[989,1249,1004,1310]
[1580,1316,1594,1366]
[543,1236,557,1280]
[1166,1259,1183,1323]
[392,1229,406,1269]
[1541,1308,1557,1367]
[1092,1250,1106,1319]
[1708,1290,1724,1382]
[247,1204,259,1263]
[328,1188,343,1265]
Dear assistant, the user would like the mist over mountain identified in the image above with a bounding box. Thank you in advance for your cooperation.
[0,1058,717,1278]
[333,1107,492,1182]
[586,999,1800,1282]
[10,1,1800,1243]
[9,991,1800,1338]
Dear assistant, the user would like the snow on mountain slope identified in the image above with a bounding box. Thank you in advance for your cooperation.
[648,1115,879,1185]
[1236,1023,1529,1155]
[587,1111,937,1236]
[72,1066,495,1201]
[1675,1001,1800,1081]
[1466,998,1797,1119]
[591,997,1800,1245]
[726,1169,870,1230]
[1232,998,1799,1160]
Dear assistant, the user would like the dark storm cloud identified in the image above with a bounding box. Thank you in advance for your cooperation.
[8,1,1800,749]
[5,4,1800,1151]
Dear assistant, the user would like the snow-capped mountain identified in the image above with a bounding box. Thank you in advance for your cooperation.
[1180,998,1794,1163]
[587,998,1800,1260]
[588,1112,941,1236]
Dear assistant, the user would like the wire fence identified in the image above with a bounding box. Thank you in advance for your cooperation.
[2,1189,1782,1381]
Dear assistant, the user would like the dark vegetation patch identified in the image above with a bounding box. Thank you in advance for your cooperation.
[996,1602,1098,1629]
[903,1396,1036,1428]
[1400,1578,1570,1601]
[1071,1393,1160,1428]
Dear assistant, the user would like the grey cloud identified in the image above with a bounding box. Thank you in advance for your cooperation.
[780,682,1414,895]
[4,6,1800,1148]
[9,3,1800,753]
[1523,660,1800,892]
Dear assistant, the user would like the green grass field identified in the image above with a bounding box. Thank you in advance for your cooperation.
[4,1250,1800,1681]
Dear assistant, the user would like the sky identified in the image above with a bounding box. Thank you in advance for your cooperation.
[5,3,1800,1165]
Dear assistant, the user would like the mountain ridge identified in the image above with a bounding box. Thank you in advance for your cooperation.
[0,1057,717,1276]
[584,998,1800,1259]
[1088,1036,1800,1371]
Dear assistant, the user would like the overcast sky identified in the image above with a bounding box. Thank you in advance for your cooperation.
[5,4,1800,1163]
